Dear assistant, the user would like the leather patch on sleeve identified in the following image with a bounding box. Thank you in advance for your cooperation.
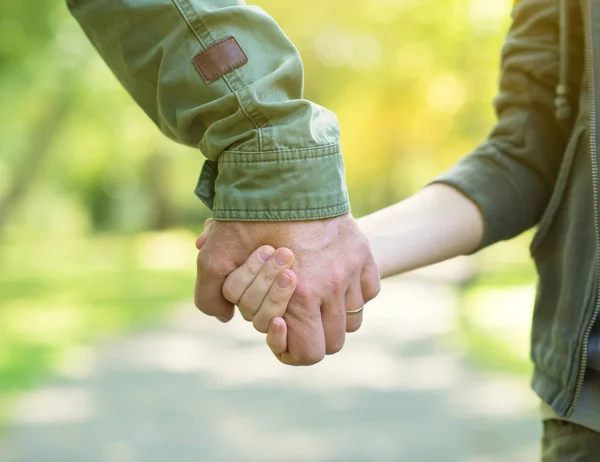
[192,37,248,84]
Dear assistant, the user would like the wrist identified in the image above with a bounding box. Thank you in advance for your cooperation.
[357,184,484,278]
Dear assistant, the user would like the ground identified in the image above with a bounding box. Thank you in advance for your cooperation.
[0,265,541,462]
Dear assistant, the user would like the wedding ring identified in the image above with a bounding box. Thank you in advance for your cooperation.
[346,305,364,315]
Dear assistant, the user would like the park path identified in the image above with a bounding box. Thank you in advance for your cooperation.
[0,262,541,462]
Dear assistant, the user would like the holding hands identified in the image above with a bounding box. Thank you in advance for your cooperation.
[195,217,378,365]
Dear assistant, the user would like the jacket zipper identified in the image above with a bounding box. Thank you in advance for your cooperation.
[567,0,600,417]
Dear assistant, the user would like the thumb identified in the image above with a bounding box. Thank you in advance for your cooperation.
[194,245,235,323]
[195,218,215,250]
[267,317,288,357]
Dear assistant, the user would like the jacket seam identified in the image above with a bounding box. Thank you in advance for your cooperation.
[222,143,339,155]
[220,152,340,165]
[530,126,586,255]
[173,0,275,152]
[234,90,265,151]
[213,202,349,213]
[220,143,340,165]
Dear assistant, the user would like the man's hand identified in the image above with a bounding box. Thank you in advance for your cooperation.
[194,214,380,366]
[196,221,295,356]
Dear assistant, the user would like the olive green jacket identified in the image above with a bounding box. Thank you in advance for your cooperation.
[67,0,349,221]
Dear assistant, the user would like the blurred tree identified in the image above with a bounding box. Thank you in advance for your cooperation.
[145,150,175,230]
[0,93,69,240]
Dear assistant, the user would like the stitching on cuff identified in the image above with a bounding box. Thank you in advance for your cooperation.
[222,143,339,155]
[219,143,341,165]
[221,152,340,165]
[214,201,349,213]
[213,203,350,221]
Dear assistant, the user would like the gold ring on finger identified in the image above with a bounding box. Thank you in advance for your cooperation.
[346,305,364,315]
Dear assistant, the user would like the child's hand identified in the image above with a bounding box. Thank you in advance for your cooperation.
[195,219,297,356]
[222,246,297,354]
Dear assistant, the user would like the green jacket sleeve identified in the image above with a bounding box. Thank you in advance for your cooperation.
[67,0,349,221]
[432,0,584,248]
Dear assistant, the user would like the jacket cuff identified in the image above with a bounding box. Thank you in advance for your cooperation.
[195,143,350,221]
[429,160,527,251]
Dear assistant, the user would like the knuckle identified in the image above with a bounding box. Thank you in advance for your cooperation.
[238,310,253,322]
[204,259,226,280]
[346,320,362,333]
[196,247,212,266]
[290,284,312,308]
[196,246,209,262]
[198,248,237,280]
[328,272,345,293]
[325,337,345,355]
[195,299,222,317]
[296,350,325,366]
[246,253,266,277]
[252,316,269,334]
[348,254,365,271]
[237,299,257,320]
[221,281,239,304]
[263,260,282,281]
[288,336,325,366]
[363,280,381,302]
[271,286,292,304]
[268,305,288,323]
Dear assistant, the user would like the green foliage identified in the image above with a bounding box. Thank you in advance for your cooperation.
[0,231,196,427]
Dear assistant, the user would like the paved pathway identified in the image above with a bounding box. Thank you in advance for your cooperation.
[0,264,541,462]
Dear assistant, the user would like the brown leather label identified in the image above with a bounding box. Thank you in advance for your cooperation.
[192,37,248,84]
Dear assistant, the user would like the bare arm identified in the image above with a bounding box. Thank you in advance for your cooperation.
[216,183,484,358]
[358,184,484,278]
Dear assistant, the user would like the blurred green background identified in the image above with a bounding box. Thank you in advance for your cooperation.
[0,0,537,430]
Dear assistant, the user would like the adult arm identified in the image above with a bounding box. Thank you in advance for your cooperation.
[67,0,380,365]
[67,0,348,219]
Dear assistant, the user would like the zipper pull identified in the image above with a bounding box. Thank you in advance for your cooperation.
[555,84,572,120]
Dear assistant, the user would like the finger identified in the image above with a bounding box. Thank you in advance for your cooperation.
[195,248,235,322]
[360,254,381,303]
[266,317,288,356]
[345,286,364,333]
[252,269,297,334]
[320,294,346,356]
[195,235,206,250]
[280,281,326,366]
[222,245,275,304]
[238,248,294,322]
[195,218,215,250]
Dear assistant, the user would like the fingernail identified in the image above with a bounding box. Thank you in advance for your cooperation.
[217,316,229,323]
[259,248,274,262]
[277,272,292,289]
[275,249,292,266]
[271,319,283,333]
